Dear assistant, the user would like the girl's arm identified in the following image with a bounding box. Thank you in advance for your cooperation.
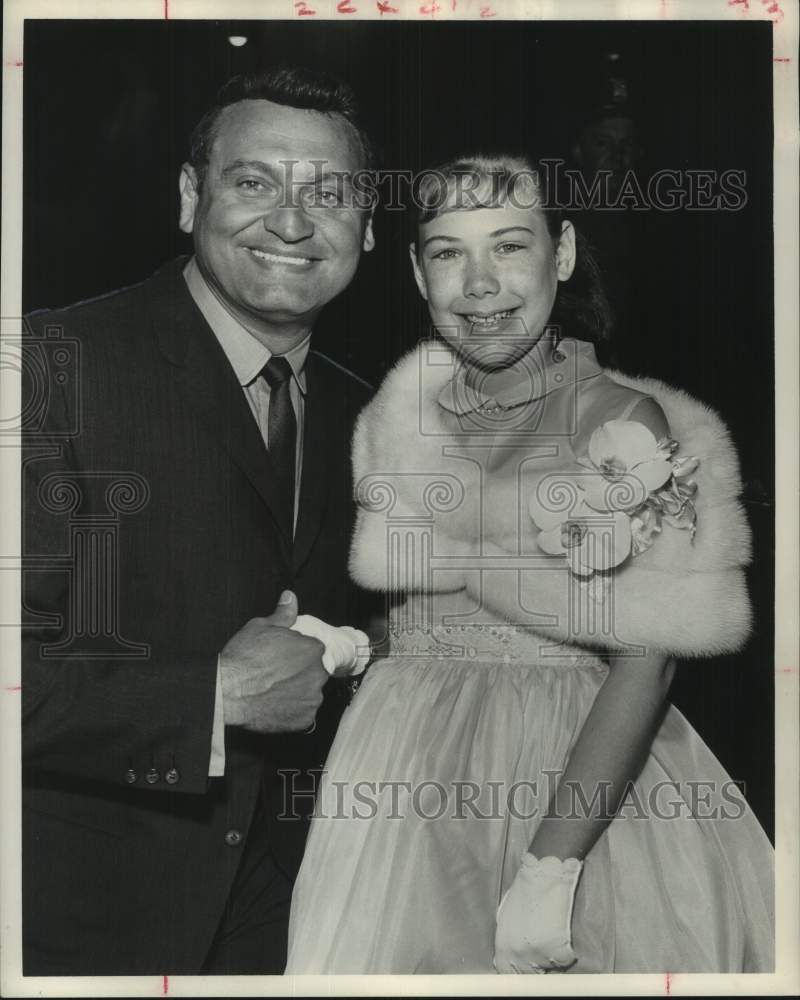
[494,649,676,973]
[530,396,676,859]
[529,649,675,861]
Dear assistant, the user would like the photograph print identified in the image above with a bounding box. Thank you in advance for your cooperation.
[5,1,795,990]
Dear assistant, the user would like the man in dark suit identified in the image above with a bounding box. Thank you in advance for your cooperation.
[22,67,377,976]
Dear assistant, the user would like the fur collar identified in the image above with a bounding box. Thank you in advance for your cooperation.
[350,341,752,657]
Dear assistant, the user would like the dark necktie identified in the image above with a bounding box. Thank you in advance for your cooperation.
[261,356,297,536]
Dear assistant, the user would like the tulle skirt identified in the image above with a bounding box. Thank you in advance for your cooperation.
[286,624,774,974]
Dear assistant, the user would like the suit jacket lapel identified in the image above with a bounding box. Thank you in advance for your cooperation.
[146,258,293,558]
[292,352,338,575]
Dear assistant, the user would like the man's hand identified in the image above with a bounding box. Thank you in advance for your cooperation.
[219,591,327,733]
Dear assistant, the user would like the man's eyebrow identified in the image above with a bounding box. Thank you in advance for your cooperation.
[220,159,277,179]
[220,159,352,184]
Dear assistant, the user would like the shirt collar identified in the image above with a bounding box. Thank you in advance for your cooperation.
[183,256,309,393]
[437,337,602,415]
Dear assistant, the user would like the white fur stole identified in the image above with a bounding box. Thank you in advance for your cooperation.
[350,342,752,658]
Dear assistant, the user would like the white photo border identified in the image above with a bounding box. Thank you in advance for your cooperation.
[2,0,797,996]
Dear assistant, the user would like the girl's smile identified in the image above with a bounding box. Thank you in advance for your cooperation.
[411,202,575,370]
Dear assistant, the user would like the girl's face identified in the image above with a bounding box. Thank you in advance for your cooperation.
[410,201,576,370]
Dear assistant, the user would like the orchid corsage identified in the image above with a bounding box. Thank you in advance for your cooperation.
[529,419,699,598]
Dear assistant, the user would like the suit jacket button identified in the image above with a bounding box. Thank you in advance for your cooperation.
[145,767,161,784]
[165,767,180,785]
[224,828,243,848]
[124,769,138,784]
[304,721,317,735]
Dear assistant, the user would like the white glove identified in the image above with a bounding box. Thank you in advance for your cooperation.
[290,614,371,678]
[493,853,583,974]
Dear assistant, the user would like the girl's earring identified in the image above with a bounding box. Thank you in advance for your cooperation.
[551,327,566,363]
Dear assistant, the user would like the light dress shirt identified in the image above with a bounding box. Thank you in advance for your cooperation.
[183,256,310,777]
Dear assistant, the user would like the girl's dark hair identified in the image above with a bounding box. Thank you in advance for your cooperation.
[188,66,376,186]
[414,153,613,347]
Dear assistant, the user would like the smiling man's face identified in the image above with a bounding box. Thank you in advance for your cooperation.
[179,99,374,349]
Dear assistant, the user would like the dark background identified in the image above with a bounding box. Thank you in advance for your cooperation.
[23,18,775,836]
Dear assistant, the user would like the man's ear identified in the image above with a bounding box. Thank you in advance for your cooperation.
[179,164,199,234]
[556,220,577,282]
[362,211,376,253]
[409,243,428,301]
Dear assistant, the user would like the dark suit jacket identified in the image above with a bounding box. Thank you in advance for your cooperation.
[21,257,375,975]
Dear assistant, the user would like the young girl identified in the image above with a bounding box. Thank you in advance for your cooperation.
[285,155,774,974]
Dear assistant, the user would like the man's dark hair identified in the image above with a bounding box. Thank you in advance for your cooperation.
[188,66,376,185]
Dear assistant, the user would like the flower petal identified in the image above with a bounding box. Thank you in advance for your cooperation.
[568,548,595,576]
[630,506,663,556]
[657,490,683,516]
[673,455,700,478]
[529,479,585,531]
[579,474,612,511]
[535,526,567,556]
[582,472,648,512]
[630,458,673,493]
[655,437,679,461]
[588,419,659,471]
[576,511,632,570]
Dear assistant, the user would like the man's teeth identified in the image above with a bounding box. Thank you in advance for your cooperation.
[248,248,312,266]
[466,311,513,326]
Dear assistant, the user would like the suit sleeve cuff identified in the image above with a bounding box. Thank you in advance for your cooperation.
[208,658,226,777]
